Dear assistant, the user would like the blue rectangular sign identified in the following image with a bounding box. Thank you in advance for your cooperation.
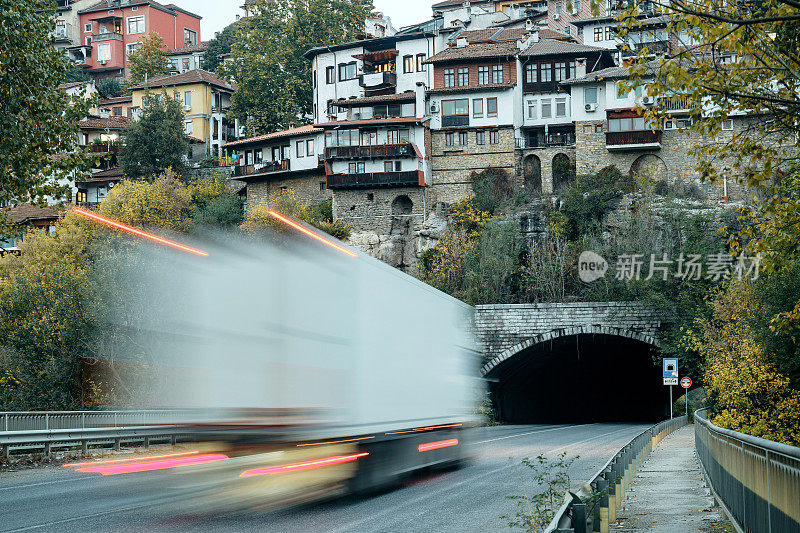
[663,358,678,378]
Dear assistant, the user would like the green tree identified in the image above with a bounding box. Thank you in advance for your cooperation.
[124,32,173,90]
[221,0,374,135]
[202,22,239,72]
[0,0,94,206]
[96,77,122,98]
[121,96,189,178]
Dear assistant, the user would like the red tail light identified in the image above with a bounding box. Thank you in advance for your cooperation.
[418,439,459,452]
[240,452,369,477]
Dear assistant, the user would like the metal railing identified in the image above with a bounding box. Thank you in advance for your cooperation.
[545,416,687,533]
[325,143,415,160]
[695,409,800,533]
[232,159,290,177]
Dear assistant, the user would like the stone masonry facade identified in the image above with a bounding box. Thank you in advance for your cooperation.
[245,171,331,208]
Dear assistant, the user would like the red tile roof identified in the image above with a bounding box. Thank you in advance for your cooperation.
[80,115,133,130]
[167,41,209,55]
[129,69,235,92]
[222,125,321,148]
[99,95,133,105]
[424,41,520,64]
[3,204,59,225]
[313,117,423,128]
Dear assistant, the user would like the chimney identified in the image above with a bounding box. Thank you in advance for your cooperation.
[576,57,587,78]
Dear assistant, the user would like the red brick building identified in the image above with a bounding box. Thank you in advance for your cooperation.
[77,0,202,79]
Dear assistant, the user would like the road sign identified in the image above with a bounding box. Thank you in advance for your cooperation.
[681,377,692,389]
[663,377,678,386]
[663,358,678,378]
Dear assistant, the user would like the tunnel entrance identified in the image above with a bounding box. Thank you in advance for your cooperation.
[486,333,669,424]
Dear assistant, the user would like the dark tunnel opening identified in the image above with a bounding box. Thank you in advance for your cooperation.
[487,334,670,424]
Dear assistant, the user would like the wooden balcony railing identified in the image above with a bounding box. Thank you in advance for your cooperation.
[442,115,469,127]
[658,97,698,112]
[605,129,662,148]
[324,143,415,160]
[89,144,120,154]
[326,170,421,189]
[232,159,290,177]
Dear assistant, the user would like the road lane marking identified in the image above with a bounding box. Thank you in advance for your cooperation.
[0,478,80,492]
[1,501,165,533]
[475,423,590,444]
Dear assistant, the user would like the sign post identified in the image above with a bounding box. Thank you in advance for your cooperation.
[663,358,679,419]
[681,377,692,416]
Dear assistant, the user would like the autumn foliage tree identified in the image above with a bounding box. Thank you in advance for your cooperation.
[123,32,173,91]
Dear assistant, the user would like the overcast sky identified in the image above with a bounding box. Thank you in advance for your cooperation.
[168,0,434,40]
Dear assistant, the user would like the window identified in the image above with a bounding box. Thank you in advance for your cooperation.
[184,28,197,45]
[326,66,335,84]
[490,130,499,144]
[360,129,377,145]
[281,145,290,160]
[541,99,552,118]
[416,53,426,72]
[112,107,122,116]
[128,107,138,118]
[403,55,413,73]
[84,23,92,32]
[132,6,138,10]
[126,42,139,56]
[554,62,567,82]
[255,150,263,164]
[296,140,305,157]
[458,132,468,146]
[540,63,552,83]
[184,120,193,134]
[173,92,181,102]
[473,98,483,118]
[85,36,92,46]
[608,116,647,131]
[478,66,489,84]
[338,62,357,81]
[97,42,111,61]
[556,2,563,12]
[442,98,469,116]
[584,86,598,104]
[676,118,692,129]
[384,161,394,172]
[527,100,537,119]
[525,64,537,84]
[722,119,733,130]
[492,65,503,84]
[127,16,144,34]
[445,132,454,146]
[616,82,627,99]
[182,58,190,71]
[486,97,497,117]
[457,67,469,86]
[443,68,455,87]
[306,139,314,154]
[184,91,191,107]
[348,162,364,173]
[555,96,567,117]
[476,131,485,145]
[605,26,613,40]
[569,61,576,79]
[320,182,326,192]
[594,27,603,41]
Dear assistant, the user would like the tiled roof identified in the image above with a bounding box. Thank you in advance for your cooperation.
[99,95,133,105]
[428,82,515,94]
[520,39,608,57]
[77,167,124,183]
[313,117,423,128]
[3,204,59,225]
[167,41,209,55]
[561,60,659,84]
[333,91,416,106]
[432,0,491,7]
[79,0,201,19]
[424,41,520,64]
[80,115,133,130]
[129,69,235,92]
[59,80,92,90]
[222,125,321,148]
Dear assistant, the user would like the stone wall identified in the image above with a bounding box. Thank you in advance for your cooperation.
[430,126,516,205]
[474,301,663,362]
[515,146,576,193]
[245,171,331,208]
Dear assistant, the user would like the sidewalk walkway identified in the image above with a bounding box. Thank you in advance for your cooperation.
[614,424,728,532]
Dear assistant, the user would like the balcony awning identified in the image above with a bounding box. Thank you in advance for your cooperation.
[90,15,123,22]
[353,49,398,62]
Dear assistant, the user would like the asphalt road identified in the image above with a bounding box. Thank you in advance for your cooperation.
[0,423,650,532]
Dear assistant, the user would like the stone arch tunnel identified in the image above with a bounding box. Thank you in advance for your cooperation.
[476,303,671,424]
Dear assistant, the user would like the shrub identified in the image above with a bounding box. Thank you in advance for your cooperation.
[96,77,122,98]
[471,167,513,214]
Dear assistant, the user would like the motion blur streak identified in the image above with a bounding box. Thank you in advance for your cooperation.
[239,452,369,477]
[267,210,358,257]
[76,454,229,475]
[418,439,459,452]
[63,451,200,468]
[385,423,463,435]
[72,207,210,257]
[296,436,375,447]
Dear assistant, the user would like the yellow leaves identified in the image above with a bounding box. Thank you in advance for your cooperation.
[240,189,313,232]
[99,170,193,232]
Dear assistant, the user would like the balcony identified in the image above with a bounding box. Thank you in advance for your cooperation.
[89,144,120,155]
[327,170,421,190]
[324,143,415,160]
[359,72,396,91]
[658,96,698,113]
[516,133,575,149]
[92,32,122,42]
[232,159,290,177]
[622,40,670,58]
[605,130,662,151]
[442,115,469,127]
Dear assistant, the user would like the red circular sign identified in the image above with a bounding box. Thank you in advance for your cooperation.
[681,377,692,389]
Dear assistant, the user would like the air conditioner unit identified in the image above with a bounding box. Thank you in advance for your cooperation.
[108,181,115,188]
[642,96,655,106]
[99,60,107,65]
[430,102,439,113]
[585,103,597,112]
[571,8,578,14]
[183,104,191,111]
[552,13,560,19]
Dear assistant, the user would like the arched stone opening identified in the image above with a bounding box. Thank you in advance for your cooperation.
[552,153,573,192]
[523,155,542,192]
[630,153,667,181]
[392,195,413,215]
[483,326,666,423]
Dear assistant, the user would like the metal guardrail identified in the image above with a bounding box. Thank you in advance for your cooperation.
[0,410,194,458]
[545,416,688,533]
[695,408,800,533]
